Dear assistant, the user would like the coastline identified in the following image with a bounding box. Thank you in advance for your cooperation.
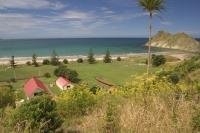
[0,51,190,65]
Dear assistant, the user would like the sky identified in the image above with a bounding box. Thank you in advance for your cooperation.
[0,0,199,39]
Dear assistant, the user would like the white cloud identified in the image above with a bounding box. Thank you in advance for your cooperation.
[0,0,64,10]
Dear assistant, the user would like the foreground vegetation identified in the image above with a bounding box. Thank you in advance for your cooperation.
[1,54,200,132]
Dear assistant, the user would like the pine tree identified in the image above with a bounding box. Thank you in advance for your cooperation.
[87,49,96,64]
[32,53,38,67]
[103,50,112,63]
[51,50,60,66]
[10,56,15,68]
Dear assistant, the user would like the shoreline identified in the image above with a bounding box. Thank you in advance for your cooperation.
[0,51,191,65]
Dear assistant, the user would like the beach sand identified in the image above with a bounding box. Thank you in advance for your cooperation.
[0,52,191,65]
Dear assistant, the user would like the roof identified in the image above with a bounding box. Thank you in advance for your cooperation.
[24,77,48,98]
[56,77,71,88]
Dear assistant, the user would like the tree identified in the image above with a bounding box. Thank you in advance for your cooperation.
[138,0,165,76]
[87,49,96,64]
[12,95,63,132]
[54,66,80,83]
[104,50,112,63]
[42,59,50,65]
[32,53,38,67]
[10,56,15,68]
[77,58,83,63]
[10,56,16,79]
[51,50,60,66]
[63,59,69,64]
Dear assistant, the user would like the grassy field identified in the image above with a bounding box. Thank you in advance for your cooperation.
[0,58,163,98]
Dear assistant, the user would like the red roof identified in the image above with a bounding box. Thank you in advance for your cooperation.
[56,77,71,88]
[24,77,48,98]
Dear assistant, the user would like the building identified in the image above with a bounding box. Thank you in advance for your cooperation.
[56,77,74,90]
[24,77,49,99]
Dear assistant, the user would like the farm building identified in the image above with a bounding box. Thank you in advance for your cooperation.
[56,77,74,90]
[24,77,49,99]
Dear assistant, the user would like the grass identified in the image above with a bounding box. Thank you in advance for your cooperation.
[0,58,162,98]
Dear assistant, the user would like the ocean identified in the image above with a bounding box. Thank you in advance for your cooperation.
[0,38,170,58]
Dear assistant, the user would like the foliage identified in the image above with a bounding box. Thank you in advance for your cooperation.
[103,101,120,133]
[90,85,100,95]
[32,53,39,67]
[63,59,69,64]
[138,0,165,14]
[152,54,166,67]
[42,59,50,65]
[26,61,31,66]
[57,84,96,117]
[116,57,122,61]
[87,49,96,64]
[192,108,200,131]
[12,95,63,132]
[54,66,80,83]
[51,50,60,66]
[10,56,16,68]
[0,86,15,108]
[77,58,84,63]
[44,72,51,78]
[104,50,112,63]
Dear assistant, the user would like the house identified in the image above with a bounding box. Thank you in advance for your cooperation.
[56,77,74,90]
[24,77,49,99]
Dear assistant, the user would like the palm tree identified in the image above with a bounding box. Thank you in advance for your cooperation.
[138,0,165,76]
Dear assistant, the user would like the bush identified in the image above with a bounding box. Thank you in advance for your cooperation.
[10,78,16,83]
[42,59,50,65]
[0,86,15,108]
[32,53,39,67]
[103,101,120,132]
[168,73,180,84]
[116,57,122,61]
[192,109,200,131]
[26,61,31,66]
[54,66,80,83]
[57,84,96,117]
[152,54,166,67]
[44,72,51,78]
[12,95,63,132]
[104,50,112,63]
[63,59,69,64]
[77,58,83,63]
[90,85,100,94]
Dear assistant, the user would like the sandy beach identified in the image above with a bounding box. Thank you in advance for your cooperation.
[0,52,191,65]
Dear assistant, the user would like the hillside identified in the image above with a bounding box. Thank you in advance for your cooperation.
[146,31,200,52]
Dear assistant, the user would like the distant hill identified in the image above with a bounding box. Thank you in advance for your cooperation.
[146,31,200,52]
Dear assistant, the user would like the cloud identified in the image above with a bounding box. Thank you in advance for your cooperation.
[0,0,65,10]
[161,21,172,26]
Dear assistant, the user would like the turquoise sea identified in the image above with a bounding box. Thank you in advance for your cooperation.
[0,38,184,58]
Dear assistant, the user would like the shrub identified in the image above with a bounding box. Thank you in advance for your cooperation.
[90,85,100,94]
[168,73,180,84]
[57,84,96,117]
[0,86,15,108]
[192,108,200,131]
[116,57,122,61]
[42,59,50,65]
[87,49,96,64]
[103,101,120,133]
[54,66,80,83]
[63,59,69,64]
[26,61,31,66]
[12,95,63,132]
[10,78,16,83]
[152,54,166,67]
[77,58,83,63]
[44,72,51,78]
[104,50,112,63]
